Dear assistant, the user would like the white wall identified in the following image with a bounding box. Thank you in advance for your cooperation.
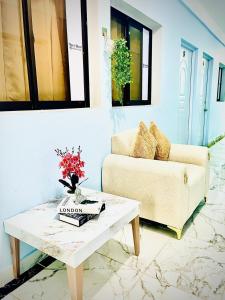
[1,0,225,284]
[207,49,225,141]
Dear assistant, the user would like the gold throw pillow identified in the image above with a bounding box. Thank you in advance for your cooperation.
[130,121,157,159]
[149,121,171,160]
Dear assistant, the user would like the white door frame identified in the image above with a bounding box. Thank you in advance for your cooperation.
[181,40,198,144]
[202,53,213,146]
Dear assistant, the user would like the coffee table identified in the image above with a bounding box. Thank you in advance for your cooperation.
[4,188,140,300]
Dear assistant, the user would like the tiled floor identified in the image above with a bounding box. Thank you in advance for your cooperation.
[3,140,225,300]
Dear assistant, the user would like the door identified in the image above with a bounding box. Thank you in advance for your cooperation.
[178,46,193,144]
[199,56,210,145]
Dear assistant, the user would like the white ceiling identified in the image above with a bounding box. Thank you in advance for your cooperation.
[198,0,225,33]
[182,0,225,45]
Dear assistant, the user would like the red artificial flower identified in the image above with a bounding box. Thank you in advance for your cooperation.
[56,146,85,180]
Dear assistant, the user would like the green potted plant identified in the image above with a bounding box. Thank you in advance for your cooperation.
[207,133,225,148]
[111,38,132,104]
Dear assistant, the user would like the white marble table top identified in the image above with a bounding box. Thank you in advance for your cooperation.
[4,188,140,268]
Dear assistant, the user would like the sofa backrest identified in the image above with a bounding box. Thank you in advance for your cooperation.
[111,129,137,156]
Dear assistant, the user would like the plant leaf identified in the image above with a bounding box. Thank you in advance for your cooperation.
[59,179,72,190]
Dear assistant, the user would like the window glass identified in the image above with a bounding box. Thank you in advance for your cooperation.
[111,16,125,101]
[129,25,142,100]
[220,68,225,102]
[111,8,151,105]
[217,68,222,100]
[0,0,89,110]
[0,0,30,101]
[31,0,69,101]
[111,16,125,40]
[217,66,225,102]
[66,0,85,101]
[142,28,150,100]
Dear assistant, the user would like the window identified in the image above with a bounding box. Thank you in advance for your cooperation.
[111,8,152,106]
[0,0,89,111]
[217,65,225,102]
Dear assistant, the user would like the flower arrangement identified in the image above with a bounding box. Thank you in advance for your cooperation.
[55,146,86,194]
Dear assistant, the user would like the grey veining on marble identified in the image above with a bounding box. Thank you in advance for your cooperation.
[146,237,225,300]
[3,139,225,300]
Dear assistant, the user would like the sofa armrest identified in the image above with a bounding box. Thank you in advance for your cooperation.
[103,154,188,187]
[169,144,209,167]
[111,129,137,156]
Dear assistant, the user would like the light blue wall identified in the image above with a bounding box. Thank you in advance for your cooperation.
[112,0,225,144]
[1,0,225,281]
[0,109,112,274]
[208,104,225,141]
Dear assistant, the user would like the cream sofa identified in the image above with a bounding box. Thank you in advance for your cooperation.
[102,129,209,239]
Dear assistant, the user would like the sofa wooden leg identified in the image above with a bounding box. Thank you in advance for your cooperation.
[204,196,207,203]
[167,226,182,240]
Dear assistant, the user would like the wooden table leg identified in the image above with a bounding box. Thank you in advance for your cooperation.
[67,264,83,300]
[131,215,140,256]
[10,236,20,278]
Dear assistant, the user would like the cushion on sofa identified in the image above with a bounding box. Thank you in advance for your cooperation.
[130,121,157,159]
[149,122,171,161]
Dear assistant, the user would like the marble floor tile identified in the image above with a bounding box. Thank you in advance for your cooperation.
[128,274,167,300]
[97,223,170,274]
[6,252,144,300]
[183,195,225,250]
[186,212,225,251]
[3,295,19,300]
[7,261,69,300]
[83,251,142,300]
[160,286,201,300]
[126,272,202,300]
[145,237,225,300]
[206,190,225,205]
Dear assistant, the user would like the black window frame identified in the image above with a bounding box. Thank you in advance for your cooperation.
[217,66,225,102]
[111,7,152,107]
[0,0,90,112]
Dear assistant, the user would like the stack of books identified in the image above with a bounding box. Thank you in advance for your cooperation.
[57,196,105,227]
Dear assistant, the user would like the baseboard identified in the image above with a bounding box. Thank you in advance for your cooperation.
[0,250,47,288]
